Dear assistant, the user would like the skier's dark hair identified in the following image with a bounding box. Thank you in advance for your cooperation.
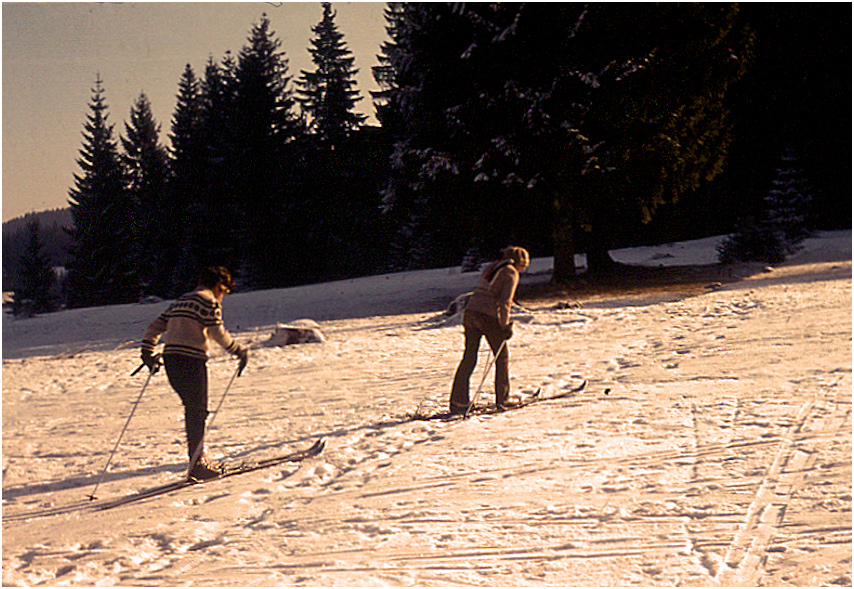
[199,266,235,291]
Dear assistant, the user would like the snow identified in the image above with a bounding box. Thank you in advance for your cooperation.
[3,230,851,587]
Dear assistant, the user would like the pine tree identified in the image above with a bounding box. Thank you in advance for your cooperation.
[167,64,206,294]
[193,53,242,275]
[371,3,407,130]
[371,3,482,269]
[170,65,203,179]
[298,2,366,144]
[121,92,170,296]
[12,220,57,317]
[233,14,303,288]
[373,4,753,279]
[67,75,136,307]
[717,147,815,263]
[765,148,815,246]
[562,4,753,277]
[235,15,297,153]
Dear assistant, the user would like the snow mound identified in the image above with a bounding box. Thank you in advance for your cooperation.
[257,319,326,347]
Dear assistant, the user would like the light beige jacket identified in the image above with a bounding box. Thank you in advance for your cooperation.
[465,260,519,326]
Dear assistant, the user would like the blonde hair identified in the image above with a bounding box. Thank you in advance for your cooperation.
[503,246,530,268]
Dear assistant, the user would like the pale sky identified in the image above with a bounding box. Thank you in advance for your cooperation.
[2,2,388,222]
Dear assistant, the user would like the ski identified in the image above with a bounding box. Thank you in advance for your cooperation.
[412,380,588,422]
[97,437,327,510]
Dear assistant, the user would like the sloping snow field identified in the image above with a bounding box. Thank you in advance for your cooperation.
[2,231,851,587]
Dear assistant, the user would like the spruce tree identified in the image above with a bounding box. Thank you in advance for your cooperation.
[374,4,753,279]
[371,3,479,269]
[193,53,242,275]
[297,2,366,144]
[168,64,206,294]
[371,3,407,130]
[201,52,239,167]
[121,92,170,296]
[170,65,203,180]
[67,75,136,307]
[233,14,303,288]
[561,4,753,277]
[12,220,57,317]
[765,148,815,247]
[291,3,374,280]
[717,147,815,263]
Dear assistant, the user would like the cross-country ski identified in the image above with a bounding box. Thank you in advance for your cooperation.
[411,380,589,421]
[98,437,328,510]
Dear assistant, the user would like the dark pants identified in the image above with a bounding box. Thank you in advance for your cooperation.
[163,354,209,463]
[450,310,510,410]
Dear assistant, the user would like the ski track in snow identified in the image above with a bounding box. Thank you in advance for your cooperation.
[2,232,851,586]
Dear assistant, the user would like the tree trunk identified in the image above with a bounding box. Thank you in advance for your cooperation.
[582,181,620,276]
[552,219,577,284]
[585,241,619,275]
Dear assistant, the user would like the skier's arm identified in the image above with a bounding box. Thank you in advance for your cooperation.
[140,310,170,371]
[141,312,168,356]
[494,267,519,327]
[208,323,249,375]
[207,323,242,356]
[204,301,246,358]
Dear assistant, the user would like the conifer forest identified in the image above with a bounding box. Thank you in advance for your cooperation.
[4,3,851,311]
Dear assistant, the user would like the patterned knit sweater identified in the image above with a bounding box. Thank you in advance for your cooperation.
[142,287,242,360]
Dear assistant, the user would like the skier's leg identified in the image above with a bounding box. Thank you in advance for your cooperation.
[449,312,482,412]
[184,406,208,463]
[483,321,510,406]
[164,355,209,462]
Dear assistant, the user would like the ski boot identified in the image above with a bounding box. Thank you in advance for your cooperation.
[188,455,225,482]
[449,402,469,416]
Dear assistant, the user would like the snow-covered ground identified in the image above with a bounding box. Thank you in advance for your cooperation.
[3,230,851,587]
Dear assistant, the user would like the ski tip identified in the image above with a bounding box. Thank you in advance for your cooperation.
[314,437,329,453]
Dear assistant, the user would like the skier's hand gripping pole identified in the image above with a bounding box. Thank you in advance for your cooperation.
[236,347,249,377]
[133,352,162,376]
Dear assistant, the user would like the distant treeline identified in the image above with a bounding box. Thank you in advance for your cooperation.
[2,208,72,291]
[5,3,850,312]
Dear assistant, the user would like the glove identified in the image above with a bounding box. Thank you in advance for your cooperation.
[141,350,162,374]
[236,346,249,377]
[501,322,514,340]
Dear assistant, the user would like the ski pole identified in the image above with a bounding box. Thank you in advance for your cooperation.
[88,363,159,500]
[186,365,240,479]
[464,338,508,419]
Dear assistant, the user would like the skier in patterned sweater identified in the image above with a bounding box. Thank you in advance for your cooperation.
[141,266,249,481]
[449,246,530,414]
